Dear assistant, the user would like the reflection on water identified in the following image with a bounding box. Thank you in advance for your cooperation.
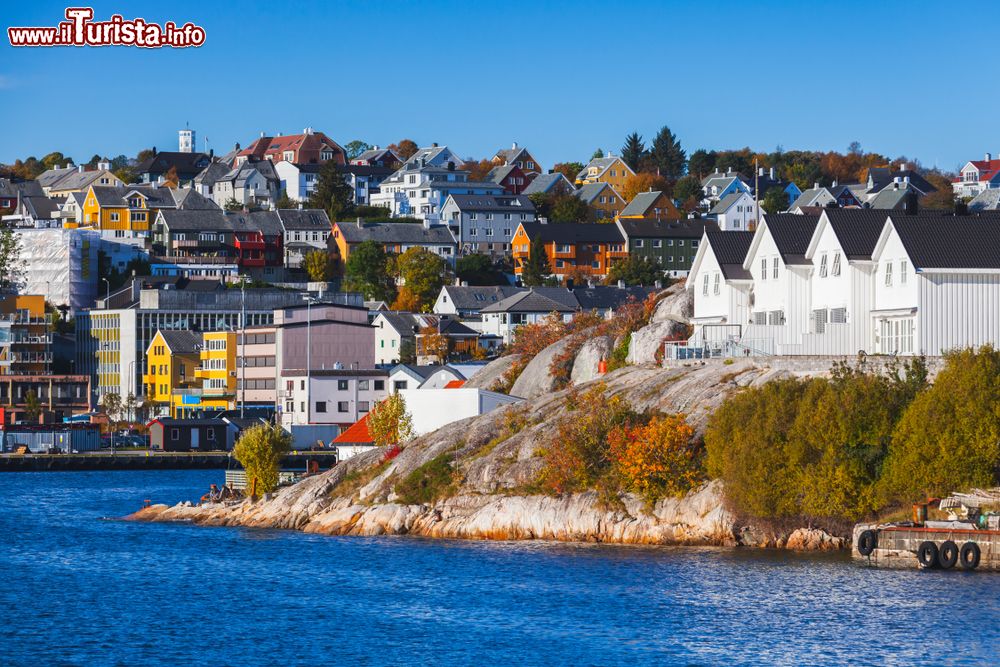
[1,470,998,666]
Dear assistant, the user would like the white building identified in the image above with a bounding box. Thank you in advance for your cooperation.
[279,369,388,429]
[709,191,760,231]
[274,162,321,202]
[686,230,754,344]
[480,290,576,344]
[372,313,437,366]
[953,153,1000,199]
[398,388,522,436]
[370,161,503,223]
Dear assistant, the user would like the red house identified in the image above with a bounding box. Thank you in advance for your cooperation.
[487,164,530,195]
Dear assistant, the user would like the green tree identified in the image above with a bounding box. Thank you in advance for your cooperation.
[549,192,591,222]
[303,249,335,282]
[687,149,717,179]
[521,241,551,286]
[124,392,138,424]
[223,197,242,212]
[672,174,701,204]
[368,393,414,448]
[605,255,665,286]
[343,140,372,160]
[100,392,122,426]
[395,247,445,311]
[0,229,25,291]
[41,151,71,170]
[24,390,42,422]
[344,240,395,302]
[881,347,1000,502]
[456,254,504,285]
[275,188,295,209]
[552,162,584,182]
[761,187,790,214]
[621,132,646,171]
[646,126,686,180]
[590,148,605,160]
[233,423,292,497]
[309,160,354,221]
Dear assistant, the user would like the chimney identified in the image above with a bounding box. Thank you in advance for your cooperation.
[303,127,313,135]
[209,148,214,158]
[758,167,765,177]
[832,179,838,187]
[617,280,625,289]
[813,182,820,190]
[152,146,157,155]
[714,167,719,174]
[356,216,363,228]
[259,131,265,138]
[769,167,775,179]
[373,145,379,151]
[654,279,663,289]
[431,142,438,148]
[511,141,518,150]
[77,165,85,173]
[893,176,902,184]
[987,152,993,162]
[903,175,910,184]
[566,279,574,290]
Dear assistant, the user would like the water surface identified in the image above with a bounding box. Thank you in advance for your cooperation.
[2,470,998,665]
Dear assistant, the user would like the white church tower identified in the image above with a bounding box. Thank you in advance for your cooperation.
[179,125,195,153]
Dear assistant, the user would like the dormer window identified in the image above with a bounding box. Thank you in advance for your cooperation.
[283,151,294,162]
[321,150,333,161]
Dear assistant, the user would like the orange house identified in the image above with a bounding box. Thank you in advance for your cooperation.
[512,222,627,282]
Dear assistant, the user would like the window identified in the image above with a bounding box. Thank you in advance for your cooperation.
[832,252,841,277]
[900,260,908,284]
[315,401,327,413]
[760,258,767,280]
[831,307,847,324]
[591,261,600,269]
[884,262,893,286]
[394,381,407,391]
[110,212,120,222]
[358,401,370,412]
[772,257,779,280]
[207,429,216,441]
[374,380,385,391]
[819,254,828,278]
[768,310,784,325]
[702,274,709,296]
[653,240,662,248]
[635,239,644,248]
[813,308,828,334]
[337,380,349,391]
[337,401,350,412]
[358,380,369,391]
[713,273,720,295]
[753,311,768,325]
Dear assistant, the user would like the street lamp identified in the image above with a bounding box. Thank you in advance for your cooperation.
[303,294,318,425]
[101,277,110,305]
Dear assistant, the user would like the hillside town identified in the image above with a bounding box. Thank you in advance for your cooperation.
[1,124,999,457]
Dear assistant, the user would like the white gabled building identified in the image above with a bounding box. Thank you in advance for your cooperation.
[870,214,1000,356]
[686,230,754,343]
[709,191,760,231]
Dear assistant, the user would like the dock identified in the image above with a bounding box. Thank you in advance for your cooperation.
[0,451,340,472]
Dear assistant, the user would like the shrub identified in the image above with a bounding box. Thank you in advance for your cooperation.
[395,454,458,505]
[607,414,703,502]
[233,423,292,497]
[538,383,637,493]
[880,346,1000,502]
[368,394,414,448]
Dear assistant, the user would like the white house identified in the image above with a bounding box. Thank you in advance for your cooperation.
[274,162,321,202]
[388,364,466,391]
[686,230,754,344]
[211,160,280,209]
[398,388,522,436]
[372,313,436,366]
[278,369,389,429]
[370,162,503,223]
[870,214,1000,356]
[709,191,760,231]
[952,153,1000,199]
[479,290,576,344]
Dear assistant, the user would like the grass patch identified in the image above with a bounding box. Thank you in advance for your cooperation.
[605,333,631,372]
[331,459,392,500]
[395,454,460,505]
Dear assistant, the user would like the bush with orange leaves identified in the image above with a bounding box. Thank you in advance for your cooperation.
[607,414,703,502]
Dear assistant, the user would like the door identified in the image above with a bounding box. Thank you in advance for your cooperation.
[190,428,200,450]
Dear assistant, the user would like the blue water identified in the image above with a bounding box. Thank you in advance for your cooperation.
[2,471,999,666]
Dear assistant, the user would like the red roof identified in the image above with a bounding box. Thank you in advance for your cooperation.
[332,412,372,444]
[444,380,466,389]
[964,159,1000,182]
[238,131,345,166]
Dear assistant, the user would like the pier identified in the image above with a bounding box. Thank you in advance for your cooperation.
[0,451,340,472]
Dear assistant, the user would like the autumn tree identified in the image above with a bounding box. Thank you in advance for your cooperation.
[388,139,419,160]
[394,247,445,311]
[24,390,42,423]
[344,240,395,302]
[607,413,701,502]
[672,174,701,205]
[645,126,686,180]
[303,249,335,282]
[463,158,494,182]
[368,393,414,449]
[343,140,372,160]
[163,165,179,188]
[309,160,354,221]
[521,241,551,286]
[621,132,646,172]
[233,423,292,497]
[552,162,584,182]
[418,325,451,364]
[621,172,670,203]
[100,392,123,428]
[275,188,295,209]
[391,286,423,312]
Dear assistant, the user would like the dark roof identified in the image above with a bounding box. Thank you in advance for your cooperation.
[277,208,331,231]
[341,164,394,178]
[618,218,716,239]
[705,230,754,280]
[445,194,535,212]
[480,289,576,314]
[572,286,657,311]
[392,364,464,380]
[376,312,437,336]
[20,196,60,219]
[890,214,1000,270]
[439,285,525,311]
[157,208,229,231]
[242,211,284,236]
[158,329,201,354]
[518,222,624,244]
[621,191,669,217]
[436,319,479,337]
[0,178,42,198]
[151,418,226,427]
[763,213,820,265]
[338,221,455,245]
[522,173,573,195]
[822,209,891,260]
[135,152,212,178]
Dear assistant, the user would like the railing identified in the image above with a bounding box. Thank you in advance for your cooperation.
[664,336,775,361]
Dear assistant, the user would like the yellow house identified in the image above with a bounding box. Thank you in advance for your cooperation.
[45,167,123,198]
[574,182,626,219]
[574,156,635,195]
[618,190,682,222]
[187,331,237,416]
[143,330,201,416]
[79,185,176,233]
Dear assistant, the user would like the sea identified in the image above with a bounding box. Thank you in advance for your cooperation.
[2,469,998,666]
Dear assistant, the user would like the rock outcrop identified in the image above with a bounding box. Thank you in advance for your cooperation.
[509,336,574,398]
[570,335,615,385]
[465,354,522,391]
[130,359,848,549]
[627,320,689,365]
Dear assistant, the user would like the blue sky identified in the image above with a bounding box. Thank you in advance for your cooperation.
[1,0,996,171]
